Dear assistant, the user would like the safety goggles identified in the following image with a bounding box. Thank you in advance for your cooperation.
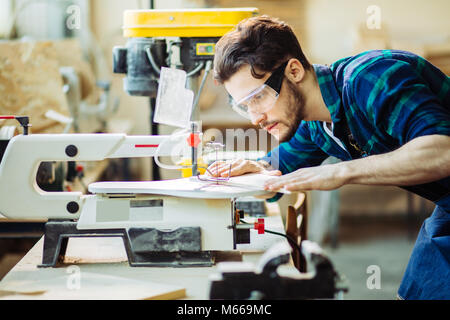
[230,61,289,120]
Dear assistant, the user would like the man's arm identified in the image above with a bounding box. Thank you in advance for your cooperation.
[266,57,450,192]
[206,121,329,179]
[264,135,450,191]
[343,135,450,186]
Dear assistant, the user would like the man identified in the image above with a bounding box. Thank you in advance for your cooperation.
[207,15,450,299]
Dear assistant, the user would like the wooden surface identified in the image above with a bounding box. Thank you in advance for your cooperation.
[0,215,298,300]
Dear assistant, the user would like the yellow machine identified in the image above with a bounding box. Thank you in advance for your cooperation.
[122,8,258,38]
[113,8,258,97]
[113,8,258,178]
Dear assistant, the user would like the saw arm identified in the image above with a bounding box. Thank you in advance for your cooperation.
[0,133,189,220]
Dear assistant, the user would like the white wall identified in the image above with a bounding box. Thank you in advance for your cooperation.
[0,0,13,38]
[303,0,450,64]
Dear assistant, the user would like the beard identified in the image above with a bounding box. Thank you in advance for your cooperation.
[260,79,306,143]
[281,80,306,142]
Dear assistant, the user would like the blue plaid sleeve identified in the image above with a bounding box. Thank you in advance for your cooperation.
[259,121,328,202]
[260,121,328,174]
[352,58,450,146]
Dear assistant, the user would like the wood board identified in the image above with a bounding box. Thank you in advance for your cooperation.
[0,39,100,134]
[0,273,186,300]
[0,238,186,300]
[0,41,69,133]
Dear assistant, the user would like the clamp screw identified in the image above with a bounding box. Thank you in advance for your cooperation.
[67,201,79,214]
[65,145,78,157]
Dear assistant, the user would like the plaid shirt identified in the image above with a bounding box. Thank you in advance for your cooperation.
[262,49,450,204]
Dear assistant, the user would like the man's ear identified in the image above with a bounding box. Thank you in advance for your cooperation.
[286,58,306,84]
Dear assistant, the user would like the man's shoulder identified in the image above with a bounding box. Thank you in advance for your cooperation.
[331,49,422,84]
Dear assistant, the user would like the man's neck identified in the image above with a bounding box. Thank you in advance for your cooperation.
[300,69,332,123]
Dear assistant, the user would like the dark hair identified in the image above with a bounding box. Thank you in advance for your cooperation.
[214,15,312,84]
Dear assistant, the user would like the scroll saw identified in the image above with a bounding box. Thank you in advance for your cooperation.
[0,8,271,268]
[0,114,275,267]
[0,8,349,300]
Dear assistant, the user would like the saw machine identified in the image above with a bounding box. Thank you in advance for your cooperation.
[0,115,270,267]
[0,8,263,268]
[0,8,348,299]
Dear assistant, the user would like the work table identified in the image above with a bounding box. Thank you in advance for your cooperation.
[0,216,297,300]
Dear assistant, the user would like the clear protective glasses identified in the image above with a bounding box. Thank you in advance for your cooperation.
[230,61,289,120]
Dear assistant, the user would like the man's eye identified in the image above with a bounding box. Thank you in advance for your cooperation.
[249,94,264,105]
[239,104,249,111]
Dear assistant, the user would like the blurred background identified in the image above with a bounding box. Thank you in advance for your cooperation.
[0,0,449,299]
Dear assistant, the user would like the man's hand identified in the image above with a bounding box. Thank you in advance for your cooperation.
[264,163,347,192]
[206,159,282,178]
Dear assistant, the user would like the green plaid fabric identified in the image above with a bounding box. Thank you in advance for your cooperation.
[261,49,450,202]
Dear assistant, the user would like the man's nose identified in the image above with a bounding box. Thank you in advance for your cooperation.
[251,113,266,126]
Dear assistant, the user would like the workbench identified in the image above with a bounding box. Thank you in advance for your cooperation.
[0,215,298,300]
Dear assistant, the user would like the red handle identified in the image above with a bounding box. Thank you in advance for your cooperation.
[254,218,265,234]
[187,133,201,148]
[0,116,15,120]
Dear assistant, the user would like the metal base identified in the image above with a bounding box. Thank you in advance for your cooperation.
[39,220,213,268]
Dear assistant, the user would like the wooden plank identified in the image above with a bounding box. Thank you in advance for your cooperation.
[0,41,69,133]
[0,39,101,134]
[0,238,186,300]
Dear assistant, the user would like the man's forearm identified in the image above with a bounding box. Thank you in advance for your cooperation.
[340,135,450,186]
